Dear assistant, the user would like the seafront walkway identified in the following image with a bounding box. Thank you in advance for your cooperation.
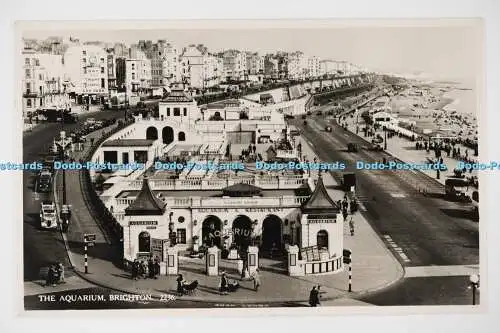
[50,119,403,304]
[342,112,478,187]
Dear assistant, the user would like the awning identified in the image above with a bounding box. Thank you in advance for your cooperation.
[222,183,262,197]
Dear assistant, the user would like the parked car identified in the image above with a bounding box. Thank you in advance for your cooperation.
[347,143,359,152]
[40,201,57,230]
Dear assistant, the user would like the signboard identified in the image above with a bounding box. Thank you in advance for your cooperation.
[151,238,167,261]
[301,246,321,262]
[84,234,96,246]
[129,221,158,226]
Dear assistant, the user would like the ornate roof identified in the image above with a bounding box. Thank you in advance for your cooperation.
[162,87,193,103]
[125,177,166,216]
[301,174,339,214]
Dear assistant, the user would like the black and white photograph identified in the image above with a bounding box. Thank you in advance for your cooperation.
[18,19,483,311]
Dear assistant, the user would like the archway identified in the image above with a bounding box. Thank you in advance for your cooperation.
[178,131,186,141]
[162,126,174,144]
[232,215,253,250]
[261,215,283,251]
[138,231,151,252]
[146,126,158,140]
[202,216,222,248]
[317,230,329,250]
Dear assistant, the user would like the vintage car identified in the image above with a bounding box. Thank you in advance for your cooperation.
[347,142,359,152]
[40,201,58,230]
[37,170,52,193]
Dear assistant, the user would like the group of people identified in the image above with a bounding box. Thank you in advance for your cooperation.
[131,257,160,280]
[45,263,65,287]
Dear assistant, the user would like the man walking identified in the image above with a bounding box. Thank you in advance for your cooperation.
[251,268,261,292]
[309,286,320,307]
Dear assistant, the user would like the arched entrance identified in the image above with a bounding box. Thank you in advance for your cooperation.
[232,215,253,249]
[262,215,283,251]
[162,126,174,144]
[138,231,151,252]
[202,216,222,248]
[317,230,328,250]
[146,126,158,140]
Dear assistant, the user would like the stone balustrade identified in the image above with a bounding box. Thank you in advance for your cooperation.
[114,195,309,210]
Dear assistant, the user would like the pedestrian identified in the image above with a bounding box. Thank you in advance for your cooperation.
[154,258,160,279]
[176,274,185,295]
[46,265,54,287]
[57,263,65,283]
[219,272,229,295]
[131,259,138,280]
[308,286,320,307]
[251,268,261,292]
[349,217,355,236]
[148,257,155,279]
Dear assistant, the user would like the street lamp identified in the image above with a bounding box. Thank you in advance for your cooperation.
[56,131,71,205]
[469,274,479,305]
[384,126,388,150]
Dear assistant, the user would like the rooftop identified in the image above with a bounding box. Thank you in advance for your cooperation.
[102,139,155,147]
[301,175,339,215]
[162,88,194,103]
[125,177,166,216]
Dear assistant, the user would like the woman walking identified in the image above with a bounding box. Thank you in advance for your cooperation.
[251,268,261,292]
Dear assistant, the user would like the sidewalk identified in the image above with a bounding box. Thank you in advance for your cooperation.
[342,111,478,187]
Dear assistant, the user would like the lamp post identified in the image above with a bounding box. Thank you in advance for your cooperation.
[56,131,71,205]
[290,220,295,245]
[469,274,479,305]
[384,126,388,150]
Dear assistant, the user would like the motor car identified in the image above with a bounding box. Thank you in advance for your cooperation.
[40,201,57,230]
[302,115,307,119]
[37,170,52,193]
[347,143,359,152]
[284,114,295,120]
[317,111,323,116]
[371,135,384,144]
[325,126,332,132]
[84,118,96,126]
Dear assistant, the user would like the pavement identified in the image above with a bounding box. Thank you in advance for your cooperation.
[49,115,404,305]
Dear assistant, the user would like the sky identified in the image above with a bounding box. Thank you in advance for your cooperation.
[22,23,481,84]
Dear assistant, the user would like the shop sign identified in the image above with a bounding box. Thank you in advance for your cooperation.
[129,221,158,226]
[151,238,167,261]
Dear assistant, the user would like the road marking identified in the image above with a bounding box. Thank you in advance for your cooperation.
[390,193,407,198]
[404,264,479,278]
[383,234,411,263]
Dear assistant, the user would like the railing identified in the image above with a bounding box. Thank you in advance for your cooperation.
[122,175,307,190]
[114,195,310,210]
[304,256,343,275]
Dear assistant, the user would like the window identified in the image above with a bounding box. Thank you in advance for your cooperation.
[35,59,39,66]
[101,78,105,88]
[25,58,30,66]
[178,132,186,141]
[39,74,43,80]
[101,67,105,74]
[25,83,31,93]
[82,50,86,55]
[176,228,186,244]
[178,216,185,223]
[25,69,31,78]
[173,108,180,116]
[100,58,104,63]
[26,99,32,107]
[183,108,187,116]
[132,73,135,80]
[83,68,87,74]
[166,108,170,116]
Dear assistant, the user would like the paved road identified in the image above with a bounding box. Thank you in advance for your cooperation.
[23,110,125,282]
[358,276,479,306]
[291,116,479,267]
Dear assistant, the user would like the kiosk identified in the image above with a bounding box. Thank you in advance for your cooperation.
[206,246,220,276]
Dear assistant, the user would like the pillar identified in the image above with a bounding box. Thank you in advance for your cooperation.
[206,246,220,276]
[287,245,304,276]
[165,246,179,275]
[247,246,259,275]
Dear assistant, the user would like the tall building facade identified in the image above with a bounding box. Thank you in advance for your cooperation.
[63,44,109,103]
[223,50,247,81]
[126,46,152,94]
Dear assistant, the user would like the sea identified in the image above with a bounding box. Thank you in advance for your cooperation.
[433,79,478,116]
